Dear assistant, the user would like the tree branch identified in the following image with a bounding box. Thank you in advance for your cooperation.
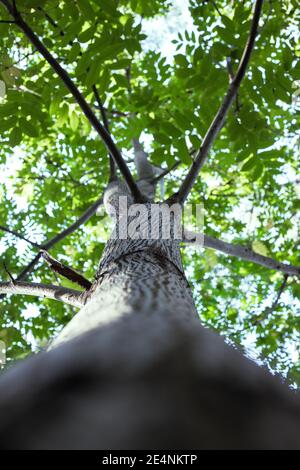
[0,0,144,202]
[226,56,235,82]
[42,195,104,250]
[36,6,61,31]
[92,85,116,182]
[251,275,289,325]
[3,262,15,284]
[41,250,92,290]
[183,232,300,277]
[174,0,264,203]
[150,161,181,184]
[104,108,129,117]
[203,0,224,17]
[226,57,240,112]
[18,195,103,281]
[0,195,103,286]
[16,252,42,282]
[0,225,41,248]
[92,86,110,134]
[0,280,83,307]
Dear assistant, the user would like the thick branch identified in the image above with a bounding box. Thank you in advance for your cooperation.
[175,0,264,203]
[226,57,235,82]
[226,57,240,112]
[183,232,300,277]
[92,85,110,133]
[92,85,116,182]
[132,138,159,199]
[0,0,143,202]
[41,250,92,290]
[0,281,83,307]
[133,138,155,180]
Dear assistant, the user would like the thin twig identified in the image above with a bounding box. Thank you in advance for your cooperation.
[174,0,264,203]
[36,6,60,31]
[150,161,181,184]
[20,196,103,281]
[12,0,17,15]
[13,252,42,285]
[104,108,129,117]
[207,0,224,17]
[42,196,103,250]
[251,275,289,325]
[3,262,15,284]
[0,225,41,248]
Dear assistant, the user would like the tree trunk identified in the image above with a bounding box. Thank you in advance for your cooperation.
[0,189,300,449]
[51,236,197,349]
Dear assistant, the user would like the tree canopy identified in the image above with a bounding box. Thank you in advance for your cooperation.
[0,0,299,385]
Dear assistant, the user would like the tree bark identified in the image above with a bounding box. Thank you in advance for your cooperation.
[1,305,300,449]
[51,238,197,349]
[0,187,300,449]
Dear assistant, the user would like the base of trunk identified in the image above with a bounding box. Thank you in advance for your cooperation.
[0,311,299,449]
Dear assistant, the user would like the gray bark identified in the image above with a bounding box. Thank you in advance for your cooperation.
[184,231,300,276]
[0,281,82,307]
[1,309,300,449]
[0,183,300,449]
[51,182,197,348]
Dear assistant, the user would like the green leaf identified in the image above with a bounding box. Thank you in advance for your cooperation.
[174,54,188,67]
[252,240,269,257]
[85,62,102,88]
[69,111,79,131]
[173,111,191,130]
[20,119,38,138]
[155,133,170,145]
[78,27,95,43]
[241,154,256,172]
[111,59,131,70]
[160,122,181,138]
[250,162,263,181]
[113,73,128,88]
[99,0,118,16]
[175,137,190,164]
[9,126,22,147]
[77,0,94,19]
[216,26,233,43]
[189,134,201,149]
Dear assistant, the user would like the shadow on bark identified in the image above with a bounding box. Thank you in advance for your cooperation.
[0,311,299,449]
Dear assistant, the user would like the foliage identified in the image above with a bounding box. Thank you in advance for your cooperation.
[0,0,299,385]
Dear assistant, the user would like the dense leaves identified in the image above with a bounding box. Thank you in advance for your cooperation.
[0,1,299,385]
